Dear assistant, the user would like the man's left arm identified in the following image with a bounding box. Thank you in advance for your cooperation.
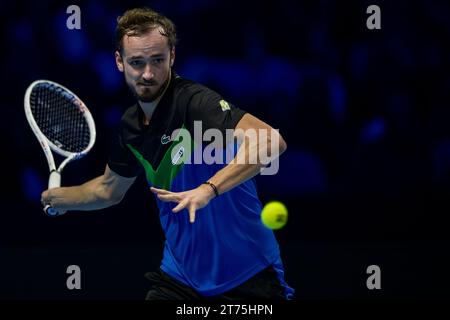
[151,113,287,222]
[206,113,287,194]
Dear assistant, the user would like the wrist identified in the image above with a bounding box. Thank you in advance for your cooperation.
[202,181,219,199]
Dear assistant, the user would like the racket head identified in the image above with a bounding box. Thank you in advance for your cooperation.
[24,80,96,160]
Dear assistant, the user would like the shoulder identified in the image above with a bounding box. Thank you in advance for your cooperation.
[172,73,220,105]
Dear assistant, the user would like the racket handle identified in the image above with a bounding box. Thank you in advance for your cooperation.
[45,170,61,216]
[48,170,61,189]
[44,204,60,217]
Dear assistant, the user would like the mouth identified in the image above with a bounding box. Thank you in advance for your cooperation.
[138,83,155,87]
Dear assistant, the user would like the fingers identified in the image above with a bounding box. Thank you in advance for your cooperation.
[172,198,188,213]
[151,187,182,202]
[189,205,196,223]
[40,190,67,216]
[151,186,197,223]
[41,190,50,205]
[171,199,197,223]
[156,193,182,202]
[150,187,170,195]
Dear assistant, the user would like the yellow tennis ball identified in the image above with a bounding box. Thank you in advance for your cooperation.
[261,201,288,230]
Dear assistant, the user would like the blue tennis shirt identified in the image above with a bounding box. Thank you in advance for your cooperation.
[108,71,294,298]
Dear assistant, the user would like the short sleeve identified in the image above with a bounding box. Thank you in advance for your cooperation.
[185,86,246,137]
[107,127,143,178]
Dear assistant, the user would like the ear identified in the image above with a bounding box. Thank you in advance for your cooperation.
[115,51,124,72]
[170,47,176,67]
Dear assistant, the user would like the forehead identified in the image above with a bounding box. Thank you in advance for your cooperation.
[122,28,170,57]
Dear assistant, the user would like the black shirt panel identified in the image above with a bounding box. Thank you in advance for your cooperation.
[185,84,247,138]
[107,110,144,177]
[108,72,246,178]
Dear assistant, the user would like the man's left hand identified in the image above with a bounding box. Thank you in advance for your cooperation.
[150,184,216,223]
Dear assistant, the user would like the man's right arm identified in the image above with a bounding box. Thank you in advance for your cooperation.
[41,165,136,214]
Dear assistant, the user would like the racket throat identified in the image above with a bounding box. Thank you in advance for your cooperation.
[48,170,61,189]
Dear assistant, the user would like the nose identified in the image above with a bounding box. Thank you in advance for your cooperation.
[142,63,154,81]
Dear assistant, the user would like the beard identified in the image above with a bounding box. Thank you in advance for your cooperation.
[126,72,170,103]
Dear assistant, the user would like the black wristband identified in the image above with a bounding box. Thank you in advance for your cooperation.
[203,181,219,197]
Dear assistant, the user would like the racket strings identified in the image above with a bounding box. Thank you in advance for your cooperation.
[30,83,91,153]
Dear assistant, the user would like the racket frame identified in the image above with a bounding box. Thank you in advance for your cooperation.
[24,80,96,215]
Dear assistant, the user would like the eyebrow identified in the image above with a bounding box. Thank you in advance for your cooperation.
[128,54,165,60]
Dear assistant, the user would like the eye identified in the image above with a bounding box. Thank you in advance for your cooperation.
[129,60,144,67]
[152,58,164,65]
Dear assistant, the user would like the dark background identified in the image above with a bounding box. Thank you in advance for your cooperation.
[1,0,449,300]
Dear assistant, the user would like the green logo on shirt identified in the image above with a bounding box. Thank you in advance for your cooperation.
[219,100,230,111]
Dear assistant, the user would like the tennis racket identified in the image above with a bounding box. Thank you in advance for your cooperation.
[24,80,96,216]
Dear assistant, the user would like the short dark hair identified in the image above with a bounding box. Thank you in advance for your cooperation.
[115,7,177,55]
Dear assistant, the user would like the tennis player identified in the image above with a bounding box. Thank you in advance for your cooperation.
[41,7,294,300]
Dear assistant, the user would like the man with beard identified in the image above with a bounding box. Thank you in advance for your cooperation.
[41,7,294,300]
